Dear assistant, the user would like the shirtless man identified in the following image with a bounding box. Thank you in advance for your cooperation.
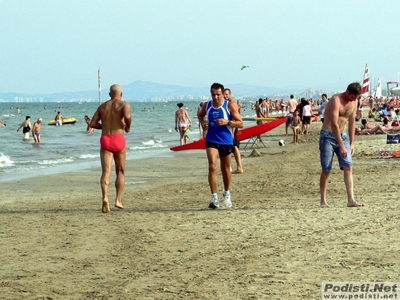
[55,111,63,126]
[175,103,192,145]
[223,88,243,174]
[286,94,298,135]
[90,84,132,213]
[17,115,32,140]
[320,82,364,208]
[32,118,42,143]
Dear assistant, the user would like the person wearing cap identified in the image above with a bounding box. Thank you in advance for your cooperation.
[32,118,42,143]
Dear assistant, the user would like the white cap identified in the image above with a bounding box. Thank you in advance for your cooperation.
[38,118,42,121]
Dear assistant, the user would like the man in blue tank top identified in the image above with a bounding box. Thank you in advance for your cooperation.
[198,83,244,209]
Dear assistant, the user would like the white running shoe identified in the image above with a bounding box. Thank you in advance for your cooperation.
[208,195,219,209]
[222,192,232,208]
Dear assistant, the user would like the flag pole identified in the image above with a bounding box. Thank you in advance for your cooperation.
[98,67,101,105]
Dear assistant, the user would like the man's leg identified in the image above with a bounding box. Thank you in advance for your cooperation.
[114,148,127,209]
[100,149,113,213]
[320,171,330,208]
[220,154,232,192]
[232,146,243,173]
[343,166,364,207]
[285,115,292,135]
[206,147,219,193]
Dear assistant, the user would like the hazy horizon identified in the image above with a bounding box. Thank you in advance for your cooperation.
[2,0,400,94]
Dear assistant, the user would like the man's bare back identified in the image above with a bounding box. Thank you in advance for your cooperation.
[90,85,131,135]
[89,84,132,213]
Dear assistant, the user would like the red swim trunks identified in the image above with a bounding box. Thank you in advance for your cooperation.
[100,134,126,153]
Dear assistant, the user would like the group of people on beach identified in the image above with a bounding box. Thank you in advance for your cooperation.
[42,81,365,213]
[174,89,244,174]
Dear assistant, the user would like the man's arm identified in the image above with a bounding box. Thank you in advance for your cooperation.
[197,104,208,131]
[123,102,131,133]
[228,101,244,128]
[175,111,178,131]
[329,97,347,154]
[348,106,357,153]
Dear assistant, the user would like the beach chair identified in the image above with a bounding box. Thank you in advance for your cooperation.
[243,136,266,150]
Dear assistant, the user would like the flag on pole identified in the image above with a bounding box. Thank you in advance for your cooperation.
[361,64,370,97]
[374,78,382,98]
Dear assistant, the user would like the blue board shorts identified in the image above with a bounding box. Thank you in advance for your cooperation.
[319,129,352,172]
[285,113,293,125]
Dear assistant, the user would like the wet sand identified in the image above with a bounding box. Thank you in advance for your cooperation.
[1,122,399,299]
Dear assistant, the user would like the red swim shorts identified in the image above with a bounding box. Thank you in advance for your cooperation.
[100,134,126,153]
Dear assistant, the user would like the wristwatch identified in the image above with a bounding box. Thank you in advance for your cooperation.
[228,120,232,126]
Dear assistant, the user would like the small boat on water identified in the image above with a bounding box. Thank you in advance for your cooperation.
[48,117,77,125]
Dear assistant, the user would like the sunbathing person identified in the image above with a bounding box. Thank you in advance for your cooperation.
[357,123,400,135]
[357,124,389,135]
[361,119,376,130]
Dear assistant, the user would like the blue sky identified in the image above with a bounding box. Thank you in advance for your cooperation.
[2,0,400,94]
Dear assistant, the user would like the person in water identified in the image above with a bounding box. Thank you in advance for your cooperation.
[32,118,42,143]
[90,84,132,213]
[17,116,32,140]
[55,111,63,126]
[84,115,94,134]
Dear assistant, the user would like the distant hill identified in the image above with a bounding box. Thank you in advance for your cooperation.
[123,81,303,99]
[0,80,307,102]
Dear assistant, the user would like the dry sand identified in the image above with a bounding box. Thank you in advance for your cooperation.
[1,122,399,299]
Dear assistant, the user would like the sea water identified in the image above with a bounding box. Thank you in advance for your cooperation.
[0,102,203,182]
[0,101,261,182]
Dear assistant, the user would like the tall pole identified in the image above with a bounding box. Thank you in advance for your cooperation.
[98,67,101,105]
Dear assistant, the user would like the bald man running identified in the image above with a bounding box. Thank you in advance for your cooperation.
[90,84,132,213]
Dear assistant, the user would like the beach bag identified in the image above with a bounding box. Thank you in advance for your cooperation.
[386,134,400,144]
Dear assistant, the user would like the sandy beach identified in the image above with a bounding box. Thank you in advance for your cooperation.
[1,121,399,299]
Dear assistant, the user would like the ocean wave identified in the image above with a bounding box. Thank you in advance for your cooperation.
[0,153,14,168]
[38,157,74,165]
[129,143,168,150]
[78,153,99,159]
[141,140,156,146]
